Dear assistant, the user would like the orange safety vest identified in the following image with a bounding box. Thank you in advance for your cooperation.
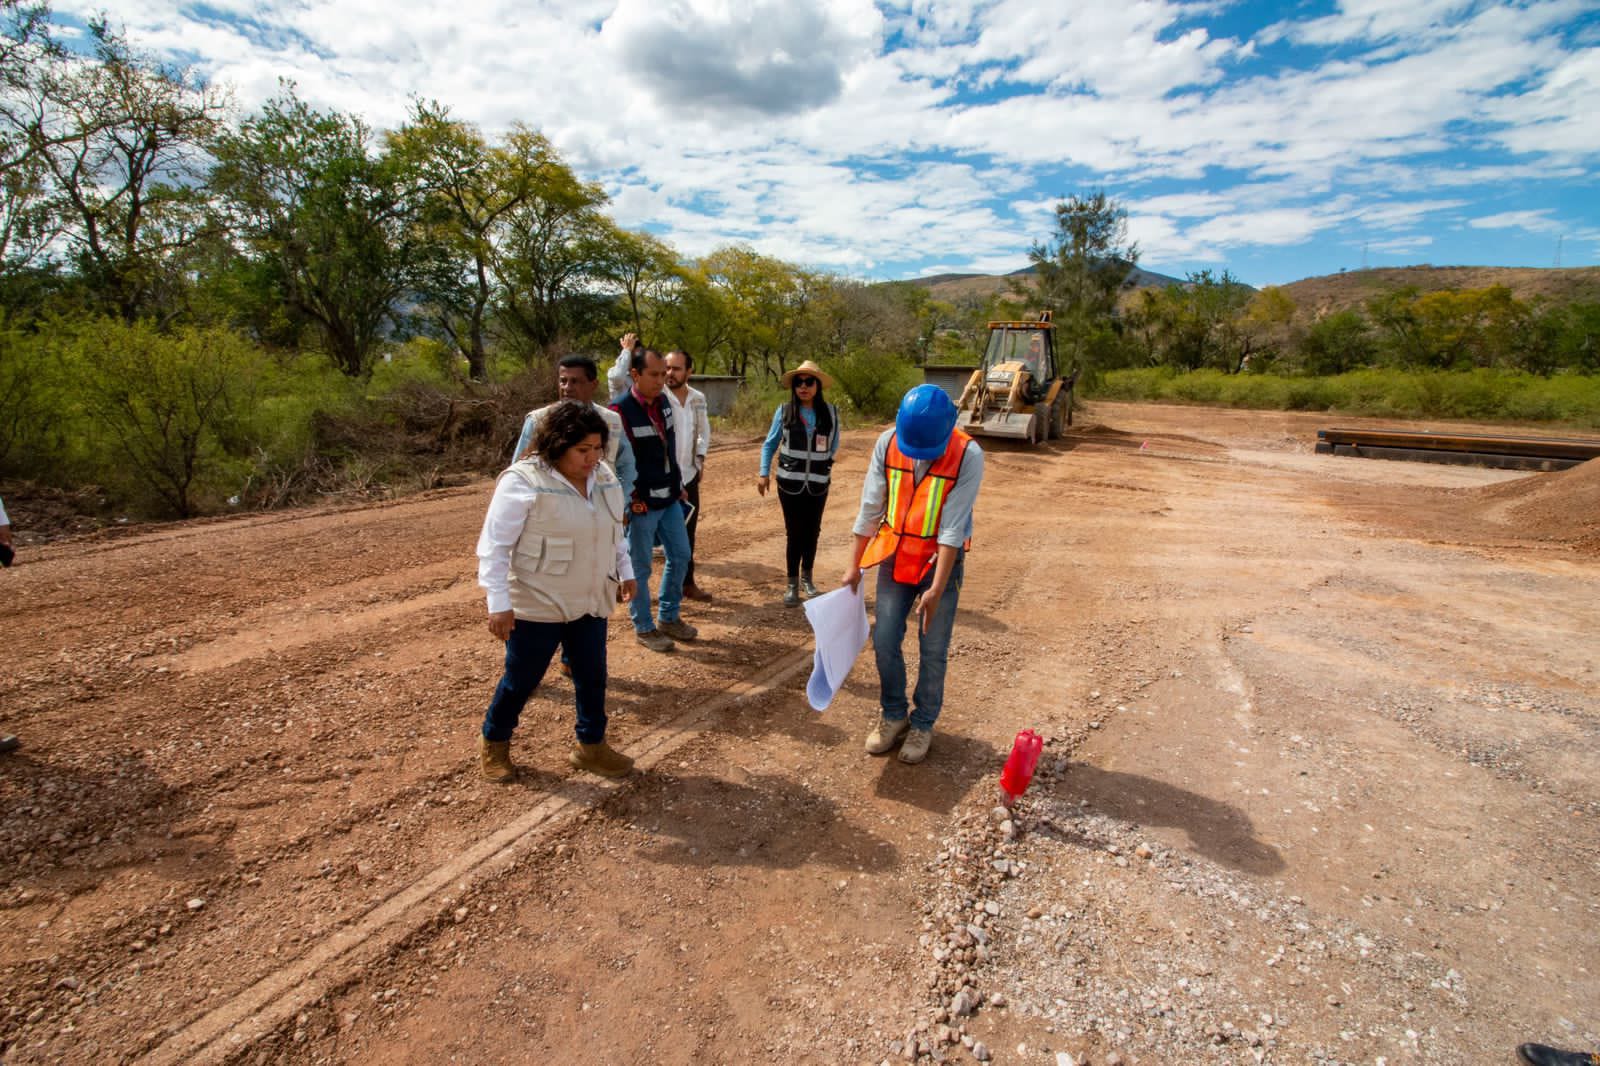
[859,429,973,584]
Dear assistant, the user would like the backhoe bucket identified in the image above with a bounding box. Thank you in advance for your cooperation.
[967,408,1036,440]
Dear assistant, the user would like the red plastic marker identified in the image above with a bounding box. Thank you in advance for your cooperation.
[998,729,1044,807]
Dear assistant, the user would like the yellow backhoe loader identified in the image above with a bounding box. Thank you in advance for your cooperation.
[953,311,1077,444]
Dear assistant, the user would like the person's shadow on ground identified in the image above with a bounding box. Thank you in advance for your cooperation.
[621,771,900,872]
[1050,762,1286,875]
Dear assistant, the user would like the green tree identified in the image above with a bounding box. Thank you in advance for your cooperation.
[1366,287,1426,367]
[388,102,558,380]
[1549,302,1600,373]
[648,263,732,370]
[489,134,612,358]
[699,246,824,381]
[30,31,225,320]
[596,225,679,338]
[1299,309,1375,375]
[210,88,424,377]
[2,0,75,275]
[0,309,47,469]
[1015,190,1138,370]
[1235,286,1299,369]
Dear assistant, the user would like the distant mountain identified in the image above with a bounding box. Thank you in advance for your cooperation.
[906,262,1189,302]
[905,263,1600,314]
[1280,265,1600,318]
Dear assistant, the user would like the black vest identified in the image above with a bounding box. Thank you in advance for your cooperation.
[612,390,681,508]
[776,402,836,492]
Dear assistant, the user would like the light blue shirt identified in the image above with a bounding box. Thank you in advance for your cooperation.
[514,402,636,501]
[760,404,839,475]
[852,429,984,549]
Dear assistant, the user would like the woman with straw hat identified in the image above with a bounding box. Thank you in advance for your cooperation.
[757,360,841,607]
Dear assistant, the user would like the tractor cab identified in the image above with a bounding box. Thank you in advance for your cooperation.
[982,324,1057,403]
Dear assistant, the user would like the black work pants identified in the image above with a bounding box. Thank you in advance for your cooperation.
[683,476,701,588]
[777,485,828,582]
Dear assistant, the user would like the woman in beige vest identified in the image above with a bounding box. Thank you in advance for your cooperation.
[475,402,637,781]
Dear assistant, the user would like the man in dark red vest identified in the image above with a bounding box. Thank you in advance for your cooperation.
[611,349,698,653]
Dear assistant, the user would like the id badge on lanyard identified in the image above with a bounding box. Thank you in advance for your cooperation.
[814,434,828,454]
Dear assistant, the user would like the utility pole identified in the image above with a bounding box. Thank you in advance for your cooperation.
[1361,241,1369,271]
[1554,235,1564,269]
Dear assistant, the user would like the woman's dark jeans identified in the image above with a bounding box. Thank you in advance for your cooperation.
[778,486,828,581]
[482,615,608,744]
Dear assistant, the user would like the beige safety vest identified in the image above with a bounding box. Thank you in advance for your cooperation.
[504,459,626,623]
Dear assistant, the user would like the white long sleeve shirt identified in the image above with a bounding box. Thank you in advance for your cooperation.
[666,385,710,486]
[606,348,631,402]
[476,466,634,614]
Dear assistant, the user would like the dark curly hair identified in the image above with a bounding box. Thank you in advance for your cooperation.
[529,401,608,464]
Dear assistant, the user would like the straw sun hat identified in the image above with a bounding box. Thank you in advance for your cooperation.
[780,360,834,389]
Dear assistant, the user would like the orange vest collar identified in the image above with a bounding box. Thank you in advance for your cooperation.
[859,430,972,583]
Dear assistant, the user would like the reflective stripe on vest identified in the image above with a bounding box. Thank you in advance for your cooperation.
[778,442,832,461]
[859,429,972,584]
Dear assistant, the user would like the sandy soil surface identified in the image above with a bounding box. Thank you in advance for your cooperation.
[2,401,1596,1065]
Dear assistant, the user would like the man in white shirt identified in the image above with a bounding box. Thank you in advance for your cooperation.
[515,356,636,501]
[664,349,712,601]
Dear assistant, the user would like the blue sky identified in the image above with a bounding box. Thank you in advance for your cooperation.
[63,0,1600,287]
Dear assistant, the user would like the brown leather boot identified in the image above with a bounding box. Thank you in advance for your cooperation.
[479,736,515,783]
[569,740,634,778]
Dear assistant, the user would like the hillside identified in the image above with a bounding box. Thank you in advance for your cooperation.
[907,263,1600,313]
[908,262,1187,303]
[1280,265,1600,318]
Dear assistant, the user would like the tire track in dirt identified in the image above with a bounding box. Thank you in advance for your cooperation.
[137,646,817,1065]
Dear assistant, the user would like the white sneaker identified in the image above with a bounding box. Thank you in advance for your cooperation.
[897,728,933,764]
[864,716,909,755]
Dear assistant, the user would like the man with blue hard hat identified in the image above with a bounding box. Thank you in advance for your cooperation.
[843,384,985,764]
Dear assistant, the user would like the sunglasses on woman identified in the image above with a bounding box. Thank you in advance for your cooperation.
[793,377,818,387]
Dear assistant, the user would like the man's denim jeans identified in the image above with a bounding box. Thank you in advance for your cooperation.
[873,552,964,731]
[626,502,690,633]
[483,615,608,744]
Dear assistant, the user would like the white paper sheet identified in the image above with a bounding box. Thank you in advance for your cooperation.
[802,582,870,712]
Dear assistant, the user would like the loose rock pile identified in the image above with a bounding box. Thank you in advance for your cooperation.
[879,739,1499,1065]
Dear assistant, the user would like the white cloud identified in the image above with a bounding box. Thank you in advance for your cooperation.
[1365,235,1435,254]
[1468,210,1566,233]
[50,0,1600,278]
[1264,0,1482,46]
[600,0,882,117]
[1482,42,1600,156]
[1134,192,1239,218]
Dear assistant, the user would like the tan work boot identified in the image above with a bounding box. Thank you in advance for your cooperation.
[898,727,933,764]
[479,736,515,783]
[569,741,635,778]
[864,715,910,755]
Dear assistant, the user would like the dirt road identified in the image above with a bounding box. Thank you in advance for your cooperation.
[2,401,1596,1065]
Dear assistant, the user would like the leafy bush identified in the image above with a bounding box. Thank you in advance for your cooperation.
[0,315,53,472]
[829,346,920,421]
[69,319,269,516]
[722,381,792,432]
[1088,367,1600,428]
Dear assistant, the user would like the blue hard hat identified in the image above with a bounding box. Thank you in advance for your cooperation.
[895,385,958,460]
